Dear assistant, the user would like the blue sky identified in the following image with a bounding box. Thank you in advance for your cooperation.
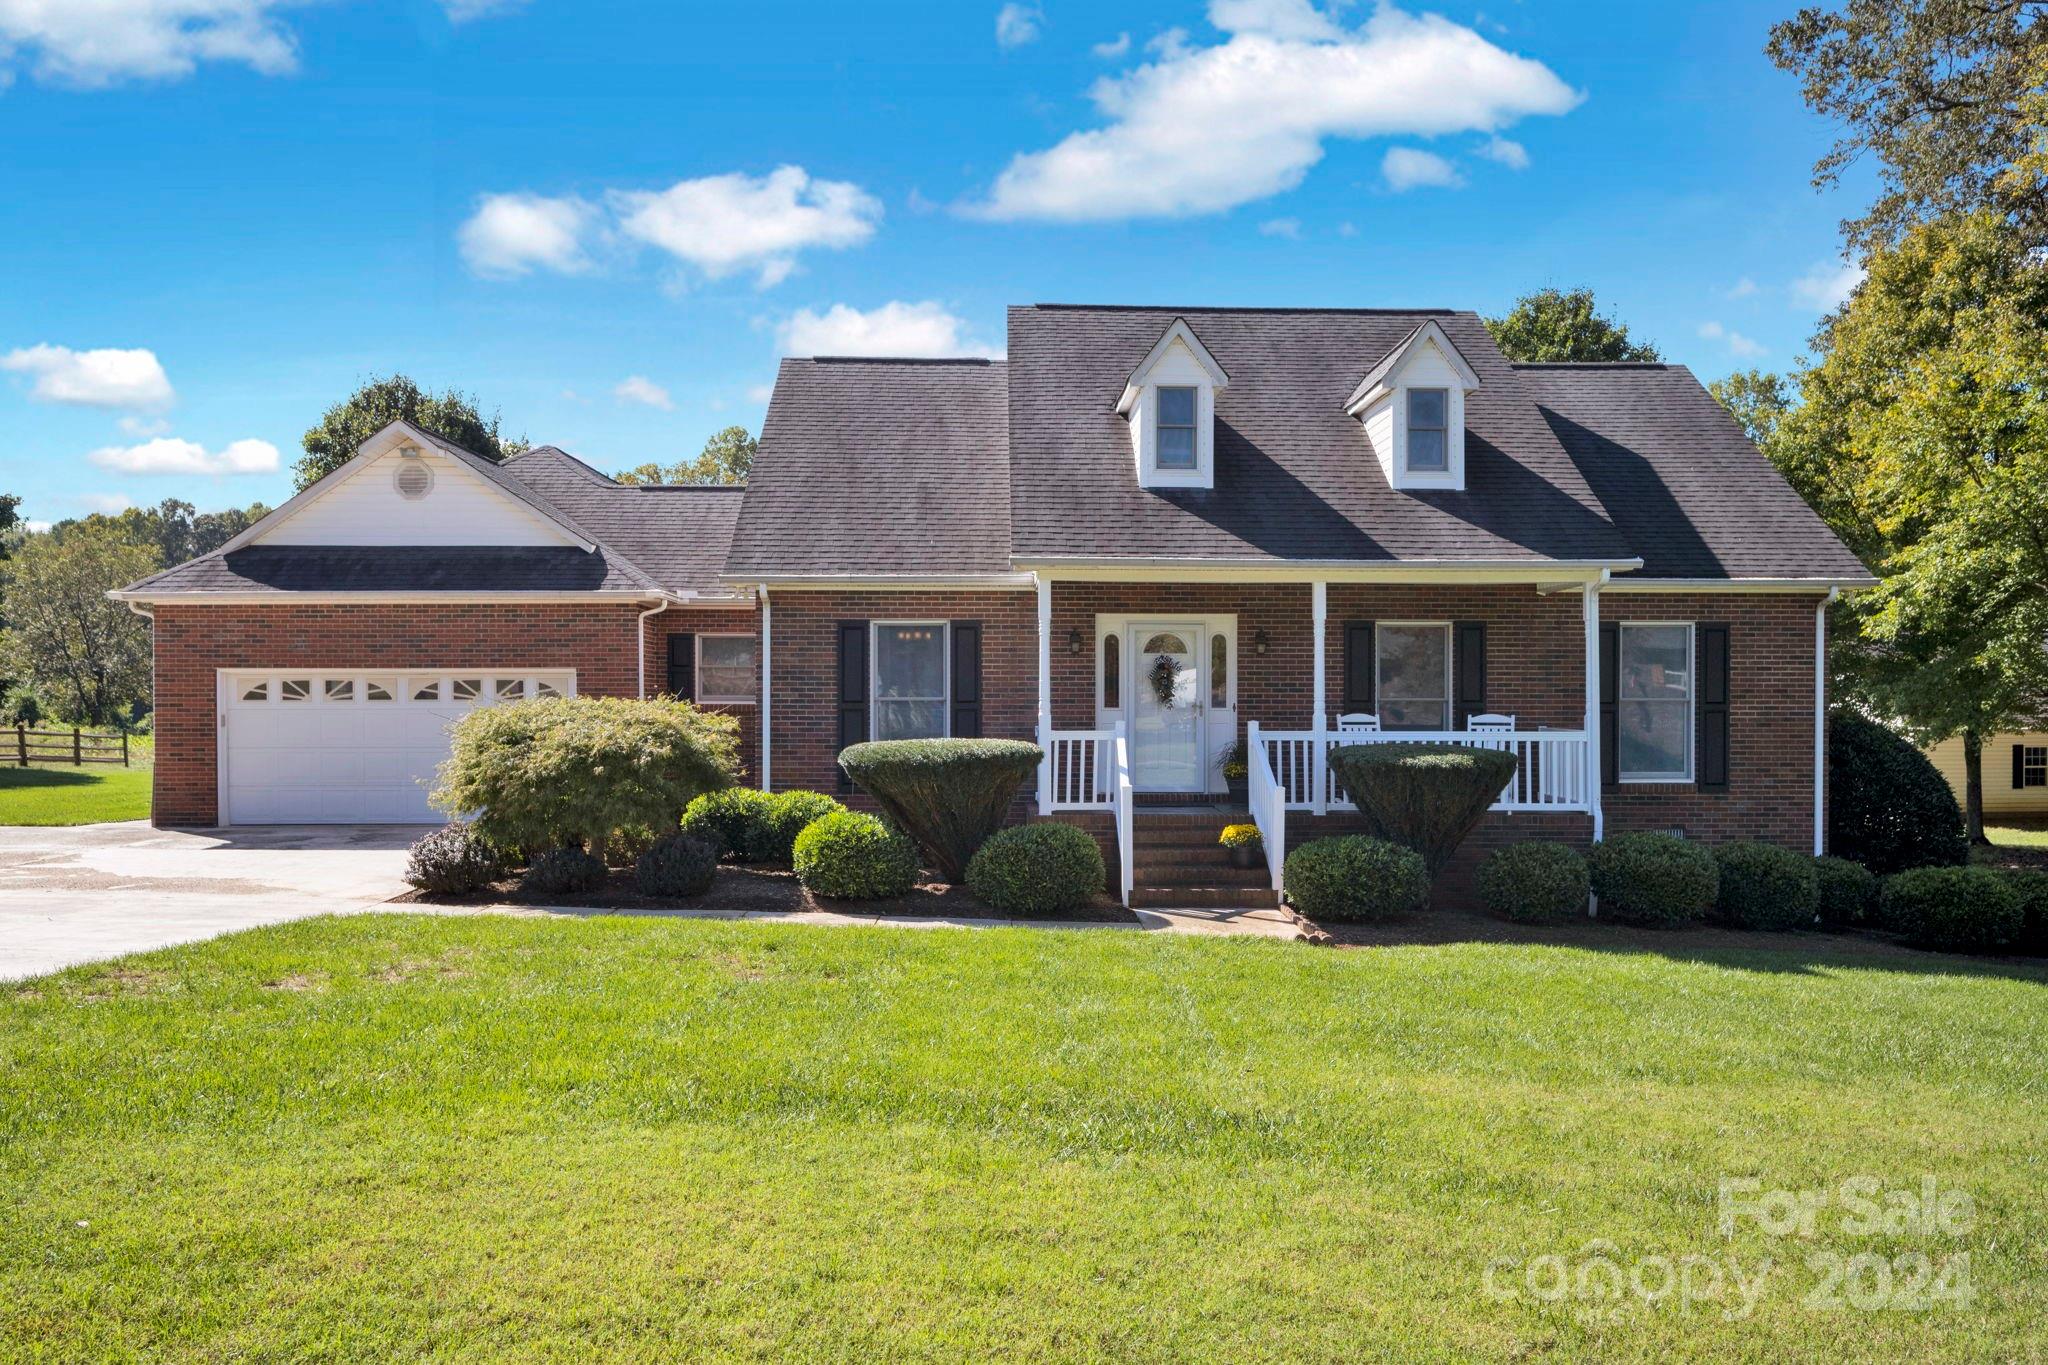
[0,0,1872,529]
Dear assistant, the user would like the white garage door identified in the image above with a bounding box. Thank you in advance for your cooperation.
[221,670,576,825]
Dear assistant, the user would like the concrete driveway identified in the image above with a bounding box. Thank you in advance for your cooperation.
[0,822,417,982]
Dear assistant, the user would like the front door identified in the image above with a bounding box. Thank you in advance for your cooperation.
[1129,623,1204,791]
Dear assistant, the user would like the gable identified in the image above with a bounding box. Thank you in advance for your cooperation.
[256,442,583,548]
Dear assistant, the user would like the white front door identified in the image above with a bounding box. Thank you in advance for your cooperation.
[1129,623,1204,791]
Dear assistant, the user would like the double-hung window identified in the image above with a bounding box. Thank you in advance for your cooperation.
[873,622,948,740]
[1406,388,1448,473]
[697,635,758,704]
[1155,386,1197,470]
[1617,623,1693,781]
[1376,623,1450,730]
[2022,746,2048,788]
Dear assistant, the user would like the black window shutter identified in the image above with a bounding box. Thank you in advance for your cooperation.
[1599,623,1619,789]
[2014,744,2026,790]
[1698,623,1731,792]
[1341,621,1375,719]
[665,632,695,699]
[950,621,981,738]
[1453,621,1486,729]
[835,621,869,792]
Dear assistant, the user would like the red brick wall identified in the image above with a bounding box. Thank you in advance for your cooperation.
[643,605,763,783]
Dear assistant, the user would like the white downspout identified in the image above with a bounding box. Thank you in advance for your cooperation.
[636,597,675,699]
[1311,579,1328,816]
[759,587,773,793]
[1036,574,1052,815]
[1583,570,1607,844]
[1814,587,1839,856]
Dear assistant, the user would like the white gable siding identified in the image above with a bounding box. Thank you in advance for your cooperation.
[260,448,577,547]
[1361,339,1468,491]
[1129,339,1218,489]
[1362,395,1396,484]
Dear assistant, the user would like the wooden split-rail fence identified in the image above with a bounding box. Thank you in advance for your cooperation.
[11,724,132,768]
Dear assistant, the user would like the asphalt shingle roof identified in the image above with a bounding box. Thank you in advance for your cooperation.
[499,446,745,597]
[121,545,643,595]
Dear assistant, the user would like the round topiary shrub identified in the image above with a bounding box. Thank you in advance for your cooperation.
[965,823,1106,916]
[1828,714,1968,874]
[403,821,503,895]
[792,810,920,900]
[633,832,719,899]
[837,738,1044,882]
[1327,743,1519,880]
[754,791,847,863]
[1283,836,1431,923]
[1588,832,1718,928]
[680,788,778,862]
[1713,841,1820,931]
[1477,841,1589,924]
[521,846,608,896]
[1814,856,1880,927]
[1879,866,2022,951]
[2000,868,2048,953]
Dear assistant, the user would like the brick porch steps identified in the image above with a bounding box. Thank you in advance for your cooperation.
[1130,886,1282,910]
[1127,811,1278,910]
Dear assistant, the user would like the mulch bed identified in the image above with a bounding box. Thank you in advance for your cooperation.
[401,862,1139,925]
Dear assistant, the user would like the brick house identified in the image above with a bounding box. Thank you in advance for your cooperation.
[117,305,1873,906]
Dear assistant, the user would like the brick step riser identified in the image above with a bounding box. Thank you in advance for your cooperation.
[1130,870,1274,889]
[1130,887,1282,909]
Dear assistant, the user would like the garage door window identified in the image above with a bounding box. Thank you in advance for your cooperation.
[411,680,439,701]
[241,681,268,702]
[364,680,395,702]
[280,679,310,702]
[452,679,483,702]
[325,680,354,702]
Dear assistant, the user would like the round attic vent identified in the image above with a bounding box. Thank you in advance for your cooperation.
[392,457,434,501]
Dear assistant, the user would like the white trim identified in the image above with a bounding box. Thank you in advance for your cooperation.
[870,620,950,743]
[694,632,759,705]
[1095,612,1238,794]
[1115,317,1230,414]
[760,587,773,793]
[1344,319,1482,413]
[1022,560,1637,583]
[1814,587,1837,855]
[1583,572,1605,844]
[726,574,1036,592]
[1614,621,1695,784]
[1311,579,1327,742]
[110,590,697,605]
[637,597,674,699]
[1374,621,1453,732]
[1604,578,1876,594]
[1036,576,1052,814]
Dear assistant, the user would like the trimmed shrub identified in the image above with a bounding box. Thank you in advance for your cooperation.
[1713,841,1820,931]
[680,788,778,862]
[1283,836,1431,923]
[1880,866,2022,950]
[1588,832,1718,928]
[1327,743,1518,880]
[1477,841,1589,924]
[403,821,503,895]
[2001,868,2048,952]
[633,832,719,899]
[965,823,1105,916]
[838,739,1043,882]
[792,810,920,900]
[434,696,739,856]
[1828,714,1968,874]
[756,791,847,863]
[521,846,607,896]
[1815,856,1880,927]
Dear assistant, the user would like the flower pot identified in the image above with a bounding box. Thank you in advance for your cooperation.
[1228,843,1259,870]
[1225,776,1247,803]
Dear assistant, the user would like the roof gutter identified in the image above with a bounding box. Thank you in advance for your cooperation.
[724,572,1038,592]
[1602,577,1880,594]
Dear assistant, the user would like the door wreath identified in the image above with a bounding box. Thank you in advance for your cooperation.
[1148,653,1179,708]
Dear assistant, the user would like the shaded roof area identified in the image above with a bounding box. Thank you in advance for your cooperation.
[499,446,745,597]
[727,357,1013,577]
[120,545,646,596]
[1006,305,1635,565]
[1518,363,1874,582]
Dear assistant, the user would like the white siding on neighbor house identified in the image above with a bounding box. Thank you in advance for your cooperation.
[260,447,578,547]
[1925,732,2048,815]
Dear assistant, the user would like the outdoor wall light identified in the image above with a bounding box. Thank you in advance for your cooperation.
[1067,629,1083,655]
[1254,630,1270,655]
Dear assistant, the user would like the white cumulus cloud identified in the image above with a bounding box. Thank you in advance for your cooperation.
[1258,216,1302,239]
[441,0,524,21]
[457,192,598,278]
[1727,276,1759,299]
[1698,321,1765,359]
[1382,146,1462,191]
[779,302,1001,359]
[1791,258,1866,312]
[1477,134,1528,169]
[87,436,278,476]
[612,375,674,410]
[968,2,1577,220]
[0,0,298,87]
[2,344,173,409]
[610,166,882,288]
[995,3,1042,48]
[1092,32,1131,58]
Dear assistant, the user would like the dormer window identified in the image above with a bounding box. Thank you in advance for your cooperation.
[1406,388,1448,473]
[1346,320,1482,492]
[1156,387,1198,469]
[1118,317,1230,490]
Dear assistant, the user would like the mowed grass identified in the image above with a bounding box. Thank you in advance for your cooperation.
[0,743,151,825]
[4,915,2045,1361]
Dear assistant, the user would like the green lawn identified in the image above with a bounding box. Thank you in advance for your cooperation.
[4,916,2044,1360]
[0,761,152,825]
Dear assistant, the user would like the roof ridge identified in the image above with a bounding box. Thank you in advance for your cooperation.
[1027,303,1462,316]
[1512,361,1673,370]
[805,355,1003,366]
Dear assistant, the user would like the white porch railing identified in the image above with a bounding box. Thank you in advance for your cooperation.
[1113,727,1134,905]
[1041,722,1135,905]
[1246,722,1286,893]
[1253,727,1592,814]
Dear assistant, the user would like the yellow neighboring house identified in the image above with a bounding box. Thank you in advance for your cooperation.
[1925,734,2048,818]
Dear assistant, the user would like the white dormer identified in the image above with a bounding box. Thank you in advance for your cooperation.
[1117,317,1229,490]
[1345,320,1482,492]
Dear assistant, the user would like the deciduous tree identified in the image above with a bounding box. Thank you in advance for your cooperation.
[0,522,159,726]
[298,374,525,490]
[614,425,756,486]
[1483,287,1661,362]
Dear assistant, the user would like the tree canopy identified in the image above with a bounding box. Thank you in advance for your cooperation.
[298,374,525,490]
[614,425,757,486]
[0,521,159,726]
[1482,287,1661,363]
[1708,369,1795,450]
[91,498,270,567]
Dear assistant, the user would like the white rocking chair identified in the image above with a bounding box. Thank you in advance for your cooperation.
[1464,712,1516,733]
[1333,712,1381,732]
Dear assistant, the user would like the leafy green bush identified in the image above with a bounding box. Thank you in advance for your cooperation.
[434,696,738,856]
[1283,836,1431,923]
[757,791,847,863]
[1477,841,1589,924]
[1815,856,1880,927]
[792,810,920,900]
[1327,743,1517,880]
[680,788,778,862]
[965,823,1105,916]
[403,822,503,895]
[1588,832,1718,928]
[1713,841,1820,931]
[2000,868,2048,952]
[521,846,607,896]
[838,739,1043,881]
[1828,714,1968,874]
[633,832,719,898]
[1880,866,2022,950]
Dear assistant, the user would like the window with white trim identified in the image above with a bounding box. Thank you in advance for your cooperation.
[1376,624,1450,730]
[872,622,947,740]
[1156,386,1197,470]
[2022,746,2047,788]
[1406,387,1448,473]
[1617,623,1693,781]
[697,635,758,704]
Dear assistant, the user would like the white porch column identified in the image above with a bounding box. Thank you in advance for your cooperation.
[1814,588,1838,854]
[1311,579,1328,816]
[1036,573,1053,815]
[758,587,773,793]
[1583,572,1606,842]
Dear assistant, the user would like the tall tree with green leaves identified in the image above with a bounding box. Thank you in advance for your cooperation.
[94,499,271,567]
[0,521,160,726]
[1483,287,1661,363]
[1768,0,2048,252]
[298,374,526,490]
[614,425,757,486]
[1772,211,2048,840]
[1709,370,1794,451]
